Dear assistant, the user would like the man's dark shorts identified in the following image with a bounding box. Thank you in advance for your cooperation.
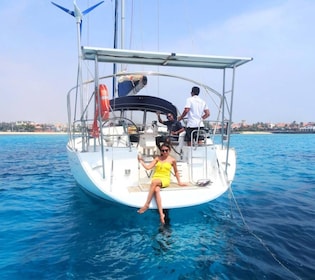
[184,127,205,142]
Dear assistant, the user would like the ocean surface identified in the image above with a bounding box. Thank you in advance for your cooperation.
[0,133,314,279]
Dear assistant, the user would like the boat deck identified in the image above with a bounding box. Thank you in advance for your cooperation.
[128,182,210,193]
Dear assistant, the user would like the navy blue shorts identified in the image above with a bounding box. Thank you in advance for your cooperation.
[184,127,205,142]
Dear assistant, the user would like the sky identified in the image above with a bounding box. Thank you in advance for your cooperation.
[1,0,314,124]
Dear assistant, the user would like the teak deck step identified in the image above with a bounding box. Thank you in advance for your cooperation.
[128,182,209,193]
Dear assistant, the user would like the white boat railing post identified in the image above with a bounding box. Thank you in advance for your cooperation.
[224,66,236,174]
[221,69,226,148]
[95,55,106,179]
[66,90,72,143]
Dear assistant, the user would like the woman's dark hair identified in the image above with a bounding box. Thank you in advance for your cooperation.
[160,143,171,150]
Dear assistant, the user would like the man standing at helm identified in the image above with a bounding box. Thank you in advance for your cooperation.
[178,86,210,145]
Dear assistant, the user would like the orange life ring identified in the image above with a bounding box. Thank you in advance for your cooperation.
[98,84,110,120]
[91,84,110,137]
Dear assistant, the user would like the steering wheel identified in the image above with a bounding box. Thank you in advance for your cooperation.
[102,117,139,146]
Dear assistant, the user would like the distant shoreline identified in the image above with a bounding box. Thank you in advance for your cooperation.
[1,131,313,136]
[1,131,272,135]
[238,131,272,135]
[238,131,315,135]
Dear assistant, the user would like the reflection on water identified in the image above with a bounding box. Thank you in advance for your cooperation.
[153,209,173,253]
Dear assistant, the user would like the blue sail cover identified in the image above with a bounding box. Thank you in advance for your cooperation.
[110,95,177,117]
[118,75,148,97]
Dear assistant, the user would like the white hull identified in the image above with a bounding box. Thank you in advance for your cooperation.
[67,137,235,209]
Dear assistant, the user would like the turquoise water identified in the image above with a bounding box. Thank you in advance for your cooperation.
[0,134,314,279]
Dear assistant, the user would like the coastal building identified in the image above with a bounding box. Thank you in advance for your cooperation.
[300,123,315,132]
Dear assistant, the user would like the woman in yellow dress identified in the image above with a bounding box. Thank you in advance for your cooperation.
[137,144,187,224]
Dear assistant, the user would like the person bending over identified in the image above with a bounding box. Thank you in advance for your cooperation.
[156,112,185,148]
[157,112,184,137]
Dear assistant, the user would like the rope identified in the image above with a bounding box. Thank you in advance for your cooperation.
[228,186,302,280]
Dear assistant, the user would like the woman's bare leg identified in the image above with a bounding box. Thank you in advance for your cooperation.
[138,179,161,214]
[154,187,165,224]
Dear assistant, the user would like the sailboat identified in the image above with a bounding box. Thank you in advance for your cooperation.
[53,1,252,209]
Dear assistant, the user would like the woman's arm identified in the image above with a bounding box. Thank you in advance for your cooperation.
[138,155,158,170]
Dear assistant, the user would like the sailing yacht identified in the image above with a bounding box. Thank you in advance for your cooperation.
[52,1,253,209]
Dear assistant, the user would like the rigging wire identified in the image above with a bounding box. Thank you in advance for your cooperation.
[228,187,302,280]
[156,0,160,97]
[128,0,134,50]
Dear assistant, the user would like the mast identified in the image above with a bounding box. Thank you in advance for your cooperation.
[121,0,125,51]
[112,0,119,98]
[112,0,125,98]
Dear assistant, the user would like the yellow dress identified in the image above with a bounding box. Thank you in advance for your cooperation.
[152,161,172,187]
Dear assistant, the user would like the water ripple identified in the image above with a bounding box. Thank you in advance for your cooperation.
[0,134,314,279]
